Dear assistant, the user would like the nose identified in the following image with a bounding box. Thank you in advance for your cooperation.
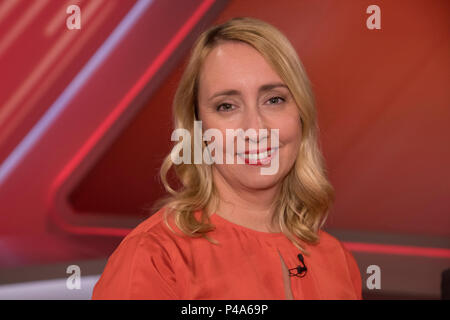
[241,103,269,144]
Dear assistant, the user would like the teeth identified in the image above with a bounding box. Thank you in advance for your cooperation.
[258,151,268,159]
[239,150,271,160]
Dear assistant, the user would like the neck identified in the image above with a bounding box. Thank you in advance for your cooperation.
[210,166,282,233]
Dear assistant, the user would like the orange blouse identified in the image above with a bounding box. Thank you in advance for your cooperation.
[92,208,362,300]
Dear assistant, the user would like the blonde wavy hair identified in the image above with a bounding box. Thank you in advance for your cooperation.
[152,17,334,255]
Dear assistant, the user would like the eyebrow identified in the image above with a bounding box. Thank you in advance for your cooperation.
[208,82,288,101]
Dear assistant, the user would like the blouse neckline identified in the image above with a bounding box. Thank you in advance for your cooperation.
[209,212,286,239]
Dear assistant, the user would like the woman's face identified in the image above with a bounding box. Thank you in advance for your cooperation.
[197,41,302,191]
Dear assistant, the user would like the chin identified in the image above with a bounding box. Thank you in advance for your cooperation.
[237,170,283,190]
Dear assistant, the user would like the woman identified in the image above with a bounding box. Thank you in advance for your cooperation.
[92,17,362,300]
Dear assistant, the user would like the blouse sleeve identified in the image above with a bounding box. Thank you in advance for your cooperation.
[91,232,178,300]
[342,246,363,300]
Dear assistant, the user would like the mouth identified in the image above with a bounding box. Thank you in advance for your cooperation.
[236,147,279,166]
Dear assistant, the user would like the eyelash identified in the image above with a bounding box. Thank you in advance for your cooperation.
[216,96,285,112]
[216,103,234,112]
[266,96,285,104]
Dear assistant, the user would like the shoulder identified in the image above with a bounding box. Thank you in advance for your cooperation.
[126,207,175,238]
[315,229,363,299]
[119,207,185,247]
[316,229,342,248]
[92,208,183,299]
[315,229,358,267]
[111,207,187,263]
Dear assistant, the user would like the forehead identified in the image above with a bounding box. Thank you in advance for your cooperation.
[198,41,284,95]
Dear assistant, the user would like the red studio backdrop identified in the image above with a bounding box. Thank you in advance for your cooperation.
[0,0,449,299]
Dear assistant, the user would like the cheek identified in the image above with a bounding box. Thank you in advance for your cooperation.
[278,117,302,158]
[199,108,240,134]
[275,109,301,141]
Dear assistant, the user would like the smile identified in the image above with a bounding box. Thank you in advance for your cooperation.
[237,147,279,165]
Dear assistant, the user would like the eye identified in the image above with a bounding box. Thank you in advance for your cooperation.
[216,103,235,112]
[266,96,285,105]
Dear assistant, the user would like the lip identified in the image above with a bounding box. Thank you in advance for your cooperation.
[241,147,274,155]
[236,147,279,166]
[236,147,278,155]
